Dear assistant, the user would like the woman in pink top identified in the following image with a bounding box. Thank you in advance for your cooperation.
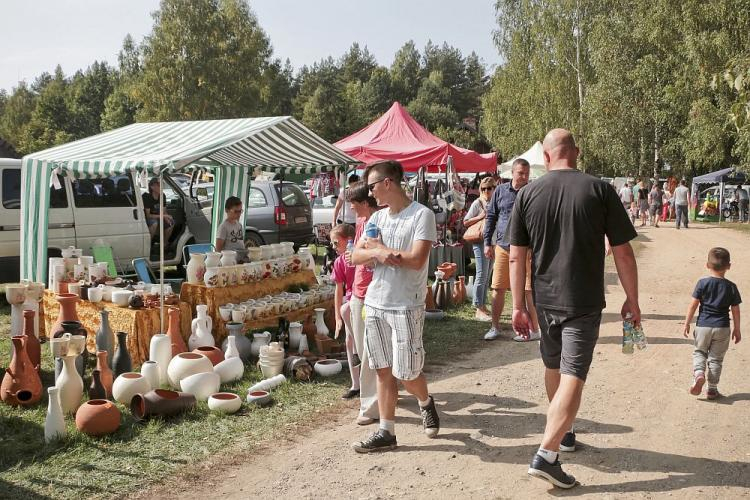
[330,223,357,399]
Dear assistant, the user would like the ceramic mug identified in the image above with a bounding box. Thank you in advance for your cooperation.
[231,309,245,323]
[68,335,87,356]
[219,306,232,322]
[49,334,71,358]
[87,287,103,303]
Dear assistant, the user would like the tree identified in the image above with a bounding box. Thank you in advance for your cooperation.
[339,43,377,84]
[390,41,422,104]
[407,70,458,131]
[0,82,36,154]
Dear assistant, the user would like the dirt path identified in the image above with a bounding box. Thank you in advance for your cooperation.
[157,225,750,499]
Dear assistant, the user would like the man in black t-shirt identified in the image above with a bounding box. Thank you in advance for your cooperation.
[508,129,640,489]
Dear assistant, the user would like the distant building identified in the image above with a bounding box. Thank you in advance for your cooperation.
[0,137,19,158]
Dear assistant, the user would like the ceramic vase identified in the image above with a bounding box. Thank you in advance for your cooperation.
[466,275,475,301]
[140,360,161,389]
[302,314,316,345]
[95,309,115,368]
[207,392,242,414]
[192,346,224,366]
[167,306,188,356]
[249,331,271,358]
[220,250,237,267]
[288,322,304,350]
[130,389,196,421]
[247,373,286,393]
[88,369,107,400]
[50,293,79,339]
[204,266,220,288]
[434,280,450,310]
[204,251,222,268]
[45,386,66,443]
[186,252,206,285]
[224,334,240,359]
[189,304,214,350]
[95,350,114,399]
[314,308,329,336]
[75,399,121,437]
[425,285,437,310]
[453,276,467,303]
[56,354,83,414]
[58,321,88,380]
[213,357,244,384]
[112,372,151,405]
[22,309,41,375]
[112,332,132,378]
[1,336,43,406]
[298,247,315,270]
[180,372,220,401]
[149,333,172,386]
[222,322,252,362]
[167,352,213,389]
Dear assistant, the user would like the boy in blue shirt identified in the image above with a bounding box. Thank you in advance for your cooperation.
[683,247,742,399]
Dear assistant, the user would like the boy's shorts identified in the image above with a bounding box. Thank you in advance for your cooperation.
[364,305,425,381]
[538,307,602,381]
[491,246,532,291]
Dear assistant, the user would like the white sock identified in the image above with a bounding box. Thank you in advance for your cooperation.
[379,419,395,435]
[538,447,558,464]
[418,396,432,408]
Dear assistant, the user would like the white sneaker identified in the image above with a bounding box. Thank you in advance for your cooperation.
[513,330,541,342]
[484,327,501,341]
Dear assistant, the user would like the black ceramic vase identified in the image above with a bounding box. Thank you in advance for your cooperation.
[112,331,132,378]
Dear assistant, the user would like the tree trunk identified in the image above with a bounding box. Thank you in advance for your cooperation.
[575,0,585,172]
[653,127,661,182]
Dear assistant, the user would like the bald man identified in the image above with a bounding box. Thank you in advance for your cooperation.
[508,129,640,489]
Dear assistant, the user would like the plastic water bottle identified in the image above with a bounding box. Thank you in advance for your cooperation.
[365,221,379,239]
[631,321,648,350]
[346,239,354,253]
[622,315,635,354]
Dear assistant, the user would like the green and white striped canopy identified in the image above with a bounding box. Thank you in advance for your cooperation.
[20,116,359,282]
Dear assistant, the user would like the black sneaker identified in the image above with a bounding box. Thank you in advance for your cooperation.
[341,389,360,400]
[420,396,440,438]
[352,430,397,453]
[528,454,577,489]
[560,431,576,452]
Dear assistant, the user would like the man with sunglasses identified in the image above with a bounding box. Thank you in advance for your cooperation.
[349,160,440,453]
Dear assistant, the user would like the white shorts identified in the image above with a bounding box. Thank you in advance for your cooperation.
[364,305,425,381]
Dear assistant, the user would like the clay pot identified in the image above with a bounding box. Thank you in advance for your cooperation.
[112,372,151,405]
[207,392,242,414]
[192,346,224,366]
[88,369,107,400]
[436,262,457,280]
[452,276,467,303]
[167,352,213,389]
[50,293,80,338]
[95,350,114,399]
[130,389,196,421]
[425,285,436,310]
[1,336,43,406]
[22,309,41,375]
[75,399,121,437]
[167,306,188,356]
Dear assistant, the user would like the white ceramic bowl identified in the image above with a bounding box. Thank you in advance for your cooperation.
[314,359,343,378]
[208,392,243,414]
[112,290,133,307]
[260,364,282,379]
[167,352,213,389]
[246,390,271,406]
[112,372,151,405]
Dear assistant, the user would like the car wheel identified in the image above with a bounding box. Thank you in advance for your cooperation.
[245,232,264,248]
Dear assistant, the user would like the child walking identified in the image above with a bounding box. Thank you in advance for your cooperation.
[330,223,359,400]
[683,247,742,399]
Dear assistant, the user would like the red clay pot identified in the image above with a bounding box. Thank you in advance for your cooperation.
[22,309,41,375]
[167,307,188,356]
[130,389,196,422]
[425,285,436,310]
[192,346,224,366]
[437,262,457,280]
[50,293,80,338]
[1,336,43,406]
[75,399,120,436]
[95,350,114,399]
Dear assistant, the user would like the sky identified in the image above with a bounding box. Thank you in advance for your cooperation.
[0,0,501,93]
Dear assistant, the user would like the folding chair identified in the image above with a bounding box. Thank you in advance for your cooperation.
[182,243,215,266]
[131,258,184,293]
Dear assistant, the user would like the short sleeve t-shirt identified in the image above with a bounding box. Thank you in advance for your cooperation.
[619,187,633,204]
[216,220,246,252]
[692,276,742,328]
[142,193,166,216]
[364,201,437,310]
[674,186,690,205]
[352,216,375,300]
[508,169,637,313]
[332,254,355,302]
[648,189,662,206]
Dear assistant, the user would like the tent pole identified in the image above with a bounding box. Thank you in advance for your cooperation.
[719,180,724,224]
[159,172,165,333]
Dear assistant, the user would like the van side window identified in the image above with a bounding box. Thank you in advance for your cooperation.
[247,187,267,208]
[2,169,68,209]
[73,175,136,208]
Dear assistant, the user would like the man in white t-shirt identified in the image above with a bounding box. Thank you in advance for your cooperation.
[349,160,440,453]
[673,179,690,229]
[618,182,633,209]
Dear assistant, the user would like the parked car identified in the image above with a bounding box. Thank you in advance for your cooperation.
[311,195,338,227]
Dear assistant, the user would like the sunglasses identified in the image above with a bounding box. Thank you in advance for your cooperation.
[481,186,495,192]
[367,177,389,191]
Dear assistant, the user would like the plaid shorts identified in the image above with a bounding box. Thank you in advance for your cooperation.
[364,305,425,381]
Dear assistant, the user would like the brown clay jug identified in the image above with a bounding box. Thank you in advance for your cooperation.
[50,293,80,338]
[302,314,317,346]
[22,309,41,375]
[167,306,188,356]
[95,350,114,399]
[1,336,43,406]
[452,276,466,304]
[425,284,437,310]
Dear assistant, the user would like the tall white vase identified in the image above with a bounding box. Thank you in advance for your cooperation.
[204,252,222,268]
[314,308,329,336]
[56,354,83,414]
[140,360,161,389]
[45,386,66,443]
[189,304,214,350]
[149,333,172,386]
[186,253,206,285]
[224,335,240,359]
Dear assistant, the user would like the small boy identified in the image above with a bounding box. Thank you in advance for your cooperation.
[683,247,742,399]
[330,223,359,400]
[215,196,246,254]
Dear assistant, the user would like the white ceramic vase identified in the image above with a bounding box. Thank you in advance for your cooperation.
[250,331,271,357]
[204,266,220,288]
[186,253,206,285]
[224,335,240,359]
[208,392,242,414]
[213,357,244,384]
[220,250,237,267]
[167,352,213,389]
[204,252,222,268]
[44,386,66,443]
[297,247,315,271]
[140,360,161,389]
[288,322,304,349]
[56,354,83,414]
[189,304,214,350]
[180,372,220,401]
[112,372,151,405]
[314,308,329,336]
[149,333,172,386]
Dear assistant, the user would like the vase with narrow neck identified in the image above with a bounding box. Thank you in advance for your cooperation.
[314,308,329,336]
[96,309,115,368]
[453,276,466,303]
[222,322,252,361]
[95,350,114,399]
[56,354,83,414]
[167,306,188,356]
[88,369,107,400]
[224,334,240,359]
[149,333,172,386]
[59,321,88,380]
[189,304,214,350]
[186,253,206,284]
[204,252,222,268]
[22,309,41,375]
[112,332,132,378]
[45,386,66,443]
[51,293,79,339]
[1,336,43,406]
[220,250,237,267]
[298,248,315,271]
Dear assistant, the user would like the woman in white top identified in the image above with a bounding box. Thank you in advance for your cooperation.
[463,177,496,321]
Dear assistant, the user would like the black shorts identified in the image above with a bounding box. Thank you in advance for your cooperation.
[538,308,602,381]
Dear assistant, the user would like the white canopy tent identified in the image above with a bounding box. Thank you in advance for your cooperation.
[498,141,547,180]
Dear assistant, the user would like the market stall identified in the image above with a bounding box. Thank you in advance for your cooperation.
[498,141,547,180]
[689,167,747,222]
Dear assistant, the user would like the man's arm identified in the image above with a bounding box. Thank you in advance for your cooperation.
[611,242,641,326]
[509,244,533,336]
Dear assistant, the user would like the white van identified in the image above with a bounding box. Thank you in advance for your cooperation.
[0,158,212,282]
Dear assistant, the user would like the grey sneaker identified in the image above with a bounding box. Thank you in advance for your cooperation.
[484,327,501,340]
[513,330,541,342]
[559,431,576,452]
[420,396,440,438]
[528,454,577,489]
[352,430,397,453]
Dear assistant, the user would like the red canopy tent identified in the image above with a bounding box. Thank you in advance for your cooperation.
[334,102,496,173]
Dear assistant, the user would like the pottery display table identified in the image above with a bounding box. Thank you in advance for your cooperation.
[179,269,334,342]
[41,291,192,366]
